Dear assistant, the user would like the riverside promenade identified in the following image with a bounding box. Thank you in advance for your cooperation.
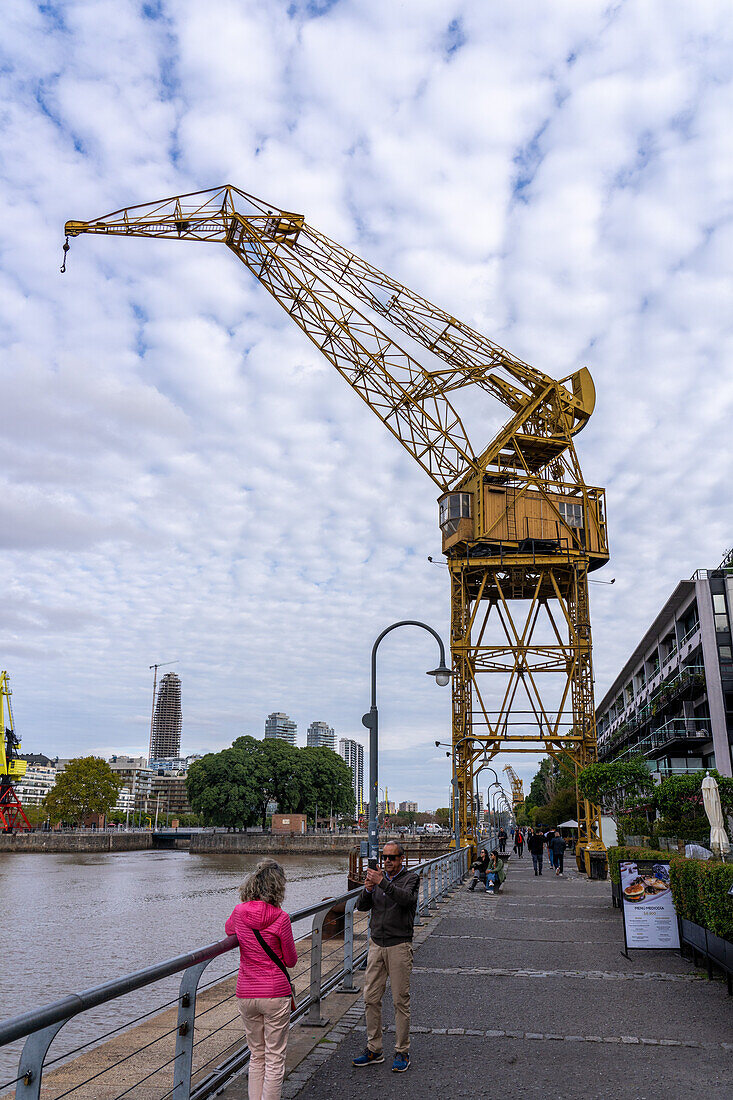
[231,852,733,1100]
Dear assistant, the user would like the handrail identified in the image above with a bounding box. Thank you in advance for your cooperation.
[0,934,240,1048]
[0,846,469,1100]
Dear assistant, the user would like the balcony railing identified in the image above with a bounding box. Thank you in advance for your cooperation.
[638,720,712,756]
[678,621,701,648]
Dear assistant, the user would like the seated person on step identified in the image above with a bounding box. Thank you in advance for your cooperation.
[468,847,490,891]
[485,850,506,893]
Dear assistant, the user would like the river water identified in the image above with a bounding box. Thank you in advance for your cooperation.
[0,850,348,1084]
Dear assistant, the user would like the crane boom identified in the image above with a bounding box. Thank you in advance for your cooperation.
[65,186,594,485]
[66,187,478,490]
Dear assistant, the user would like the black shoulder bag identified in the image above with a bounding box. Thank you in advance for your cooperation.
[253,930,296,1011]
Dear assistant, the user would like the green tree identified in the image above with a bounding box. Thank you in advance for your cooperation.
[255,738,303,826]
[654,770,733,840]
[577,759,655,817]
[186,738,355,828]
[44,757,121,825]
[523,756,576,825]
[434,807,451,828]
[187,736,264,827]
[295,747,355,821]
[20,804,49,828]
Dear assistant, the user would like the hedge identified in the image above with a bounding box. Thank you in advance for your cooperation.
[606,845,670,886]
[669,858,733,940]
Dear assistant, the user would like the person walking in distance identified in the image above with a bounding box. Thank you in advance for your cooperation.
[497,826,507,854]
[513,828,524,858]
[527,828,544,876]
[550,830,567,876]
[353,842,420,1073]
[225,860,297,1100]
[545,826,555,870]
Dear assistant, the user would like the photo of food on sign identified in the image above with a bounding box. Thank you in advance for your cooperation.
[621,862,671,904]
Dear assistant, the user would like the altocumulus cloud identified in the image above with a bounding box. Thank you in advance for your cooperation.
[0,0,731,806]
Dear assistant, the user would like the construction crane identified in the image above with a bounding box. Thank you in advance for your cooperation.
[0,672,31,832]
[63,186,609,865]
[503,764,524,810]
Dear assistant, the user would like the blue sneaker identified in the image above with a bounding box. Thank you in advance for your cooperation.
[352,1048,384,1066]
[392,1052,410,1072]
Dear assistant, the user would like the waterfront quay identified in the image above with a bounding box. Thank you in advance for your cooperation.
[264,856,732,1100]
[2,851,731,1099]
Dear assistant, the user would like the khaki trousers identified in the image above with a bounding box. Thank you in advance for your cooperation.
[238,997,290,1100]
[363,941,413,1055]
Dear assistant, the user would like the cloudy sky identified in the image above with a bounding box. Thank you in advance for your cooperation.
[2,0,732,809]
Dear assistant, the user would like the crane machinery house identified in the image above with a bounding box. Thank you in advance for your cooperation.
[439,484,606,558]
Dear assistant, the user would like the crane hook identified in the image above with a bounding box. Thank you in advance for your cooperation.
[60,236,70,274]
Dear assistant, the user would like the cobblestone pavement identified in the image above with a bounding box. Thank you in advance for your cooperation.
[279,853,732,1099]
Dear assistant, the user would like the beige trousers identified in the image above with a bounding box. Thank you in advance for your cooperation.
[363,941,413,1055]
[238,996,291,1100]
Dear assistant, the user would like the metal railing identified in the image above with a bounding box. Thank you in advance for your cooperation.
[0,848,468,1100]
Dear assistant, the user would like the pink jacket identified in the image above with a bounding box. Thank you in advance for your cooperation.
[225,900,297,999]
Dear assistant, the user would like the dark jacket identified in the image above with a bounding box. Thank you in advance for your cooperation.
[550,834,566,856]
[357,866,420,946]
[527,832,544,856]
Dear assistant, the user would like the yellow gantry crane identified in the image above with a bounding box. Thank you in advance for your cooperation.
[0,671,31,832]
[503,765,524,810]
[64,186,609,864]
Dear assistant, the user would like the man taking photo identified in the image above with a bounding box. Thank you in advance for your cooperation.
[352,842,420,1073]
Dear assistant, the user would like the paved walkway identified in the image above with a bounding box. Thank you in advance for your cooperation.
[278,852,732,1099]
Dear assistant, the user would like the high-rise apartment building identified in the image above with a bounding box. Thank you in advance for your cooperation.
[307,721,336,750]
[596,553,733,778]
[338,737,364,813]
[149,672,182,763]
[16,755,57,806]
[399,800,418,813]
[265,712,297,746]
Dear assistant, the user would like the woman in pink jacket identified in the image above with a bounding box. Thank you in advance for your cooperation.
[225,860,297,1100]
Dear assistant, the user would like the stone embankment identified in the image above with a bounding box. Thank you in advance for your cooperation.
[0,831,152,853]
[190,833,450,857]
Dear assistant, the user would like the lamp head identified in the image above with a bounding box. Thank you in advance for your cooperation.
[427,663,452,687]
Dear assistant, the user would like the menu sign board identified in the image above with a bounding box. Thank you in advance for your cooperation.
[620,860,680,950]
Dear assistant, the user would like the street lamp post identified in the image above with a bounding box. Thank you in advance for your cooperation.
[363,621,451,866]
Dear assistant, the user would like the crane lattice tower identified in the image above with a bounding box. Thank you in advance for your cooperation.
[64,187,610,857]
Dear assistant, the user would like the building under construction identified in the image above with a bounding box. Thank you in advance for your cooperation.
[149,672,182,764]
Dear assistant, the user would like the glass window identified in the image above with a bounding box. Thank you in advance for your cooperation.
[719,646,733,661]
[439,493,471,530]
[713,594,727,614]
[558,500,584,528]
[715,613,729,633]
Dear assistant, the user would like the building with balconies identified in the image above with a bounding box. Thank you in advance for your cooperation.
[307,721,336,750]
[596,552,733,778]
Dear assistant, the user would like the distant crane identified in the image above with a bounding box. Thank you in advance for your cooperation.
[503,764,524,810]
[64,187,609,862]
[0,672,31,832]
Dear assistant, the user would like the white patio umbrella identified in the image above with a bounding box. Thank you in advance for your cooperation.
[701,774,730,857]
